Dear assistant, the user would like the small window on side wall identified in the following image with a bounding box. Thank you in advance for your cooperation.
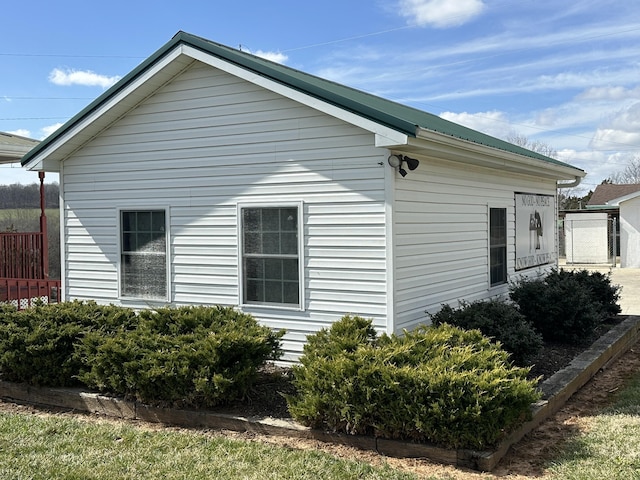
[489,207,507,287]
[240,205,301,308]
[120,209,167,300]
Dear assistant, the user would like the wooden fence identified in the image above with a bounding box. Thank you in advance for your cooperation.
[0,231,60,309]
[0,278,61,310]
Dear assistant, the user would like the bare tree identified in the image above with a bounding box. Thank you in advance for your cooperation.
[609,156,640,184]
[506,131,558,158]
[558,187,593,210]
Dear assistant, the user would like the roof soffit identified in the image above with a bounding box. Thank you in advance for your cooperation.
[404,129,586,181]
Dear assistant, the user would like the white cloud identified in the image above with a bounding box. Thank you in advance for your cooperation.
[589,102,640,150]
[557,149,640,192]
[7,129,31,138]
[253,50,288,64]
[439,110,509,138]
[398,0,486,28]
[577,86,640,101]
[49,68,121,88]
[40,123,63,140]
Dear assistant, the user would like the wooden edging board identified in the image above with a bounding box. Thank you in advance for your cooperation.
[0,315,638,472]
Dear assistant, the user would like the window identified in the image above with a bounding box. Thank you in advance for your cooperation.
[489,207,507,286]
[241,206,301,307]
[120,210,167,300]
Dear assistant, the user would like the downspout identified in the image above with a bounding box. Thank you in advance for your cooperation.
[557,176,582,189]
[556,176,582,268]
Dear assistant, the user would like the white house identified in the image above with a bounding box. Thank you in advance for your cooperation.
[566,183,640,268]
[21,32,585,360]
[585,184,640,268]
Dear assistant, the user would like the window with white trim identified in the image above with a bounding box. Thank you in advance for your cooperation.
[120,210,167,299]
[241,206,301,307]
[489,207,507,286]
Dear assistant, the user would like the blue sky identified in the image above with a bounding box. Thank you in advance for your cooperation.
[2,0,640,195]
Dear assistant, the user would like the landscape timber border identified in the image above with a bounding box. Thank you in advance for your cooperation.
[0,315,638,472]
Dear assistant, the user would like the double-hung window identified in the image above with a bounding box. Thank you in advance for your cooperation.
[120,209,168,300]
[240,205,302,308]
[489,207,507,287]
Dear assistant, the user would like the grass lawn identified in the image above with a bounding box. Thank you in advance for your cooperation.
[0,413,420,480]
[548,373,640,479]
[0,208,59,223]
[0,362,638,479]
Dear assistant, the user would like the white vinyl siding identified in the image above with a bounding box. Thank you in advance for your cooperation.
[392,156,557,332]
[60,61,388,361]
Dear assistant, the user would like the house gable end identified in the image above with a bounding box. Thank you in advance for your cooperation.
[23,31,584,180]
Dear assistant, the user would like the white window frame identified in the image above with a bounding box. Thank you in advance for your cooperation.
[237,201,305,311]
[488,205,508,288]
[117,207,170,302]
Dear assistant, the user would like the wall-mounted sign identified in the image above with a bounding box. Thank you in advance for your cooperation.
[515,192,555,270]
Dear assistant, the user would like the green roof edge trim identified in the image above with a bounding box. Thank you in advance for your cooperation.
[22,31,583,174]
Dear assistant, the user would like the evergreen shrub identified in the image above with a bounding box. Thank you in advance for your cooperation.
[77,305,284,407]
[509,269,606,344]
[0,300,136,386]
[429,299,543,366]
[553,268,621,318]
[287,316,540,449]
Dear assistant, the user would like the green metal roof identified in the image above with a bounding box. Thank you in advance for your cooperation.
[22,31,583,174]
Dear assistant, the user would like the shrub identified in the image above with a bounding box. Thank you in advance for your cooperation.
[429,299,543,366]
[509,270,603,345]
[287,316,540,449]
[77,305,284,407]
[0,301,136,386]
[554,268,621,318]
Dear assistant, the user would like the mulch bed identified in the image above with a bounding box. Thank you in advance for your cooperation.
[220,315,627,420]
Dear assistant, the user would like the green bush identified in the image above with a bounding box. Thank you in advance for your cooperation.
[509,270,604,345]
[429,299,543,366]
[554,268,621,318]
[0,301,136,386]
[77,305,284,407]
[287,316,540,449]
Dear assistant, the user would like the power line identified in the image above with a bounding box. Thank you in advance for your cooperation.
[0,117,69,120]
[0,52,144,59]
[1,97,93,100]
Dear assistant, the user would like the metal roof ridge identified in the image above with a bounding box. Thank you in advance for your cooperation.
[21,31,584,176]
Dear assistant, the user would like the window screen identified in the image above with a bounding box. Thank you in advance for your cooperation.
[120,210,167,299]
[489,208,507,286]
[241,206,299,306]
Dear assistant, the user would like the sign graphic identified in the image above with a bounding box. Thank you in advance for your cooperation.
[515,193,555,270]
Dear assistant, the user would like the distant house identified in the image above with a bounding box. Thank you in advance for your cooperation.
[21,32,585,360]
[580,183,640,268]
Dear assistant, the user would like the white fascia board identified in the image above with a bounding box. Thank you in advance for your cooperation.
[182,45,409,147]
[414,128,586,181]
[607,191,640,206]
[23,46,191,171]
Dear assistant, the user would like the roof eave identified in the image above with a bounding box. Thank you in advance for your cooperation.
[22,44,195,171]
[21,33,412,170]
[412,128,586,181]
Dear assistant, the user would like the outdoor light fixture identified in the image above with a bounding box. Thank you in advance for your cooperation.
[387,154,420,177]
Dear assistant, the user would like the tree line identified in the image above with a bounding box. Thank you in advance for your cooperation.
[0,183,60,209]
